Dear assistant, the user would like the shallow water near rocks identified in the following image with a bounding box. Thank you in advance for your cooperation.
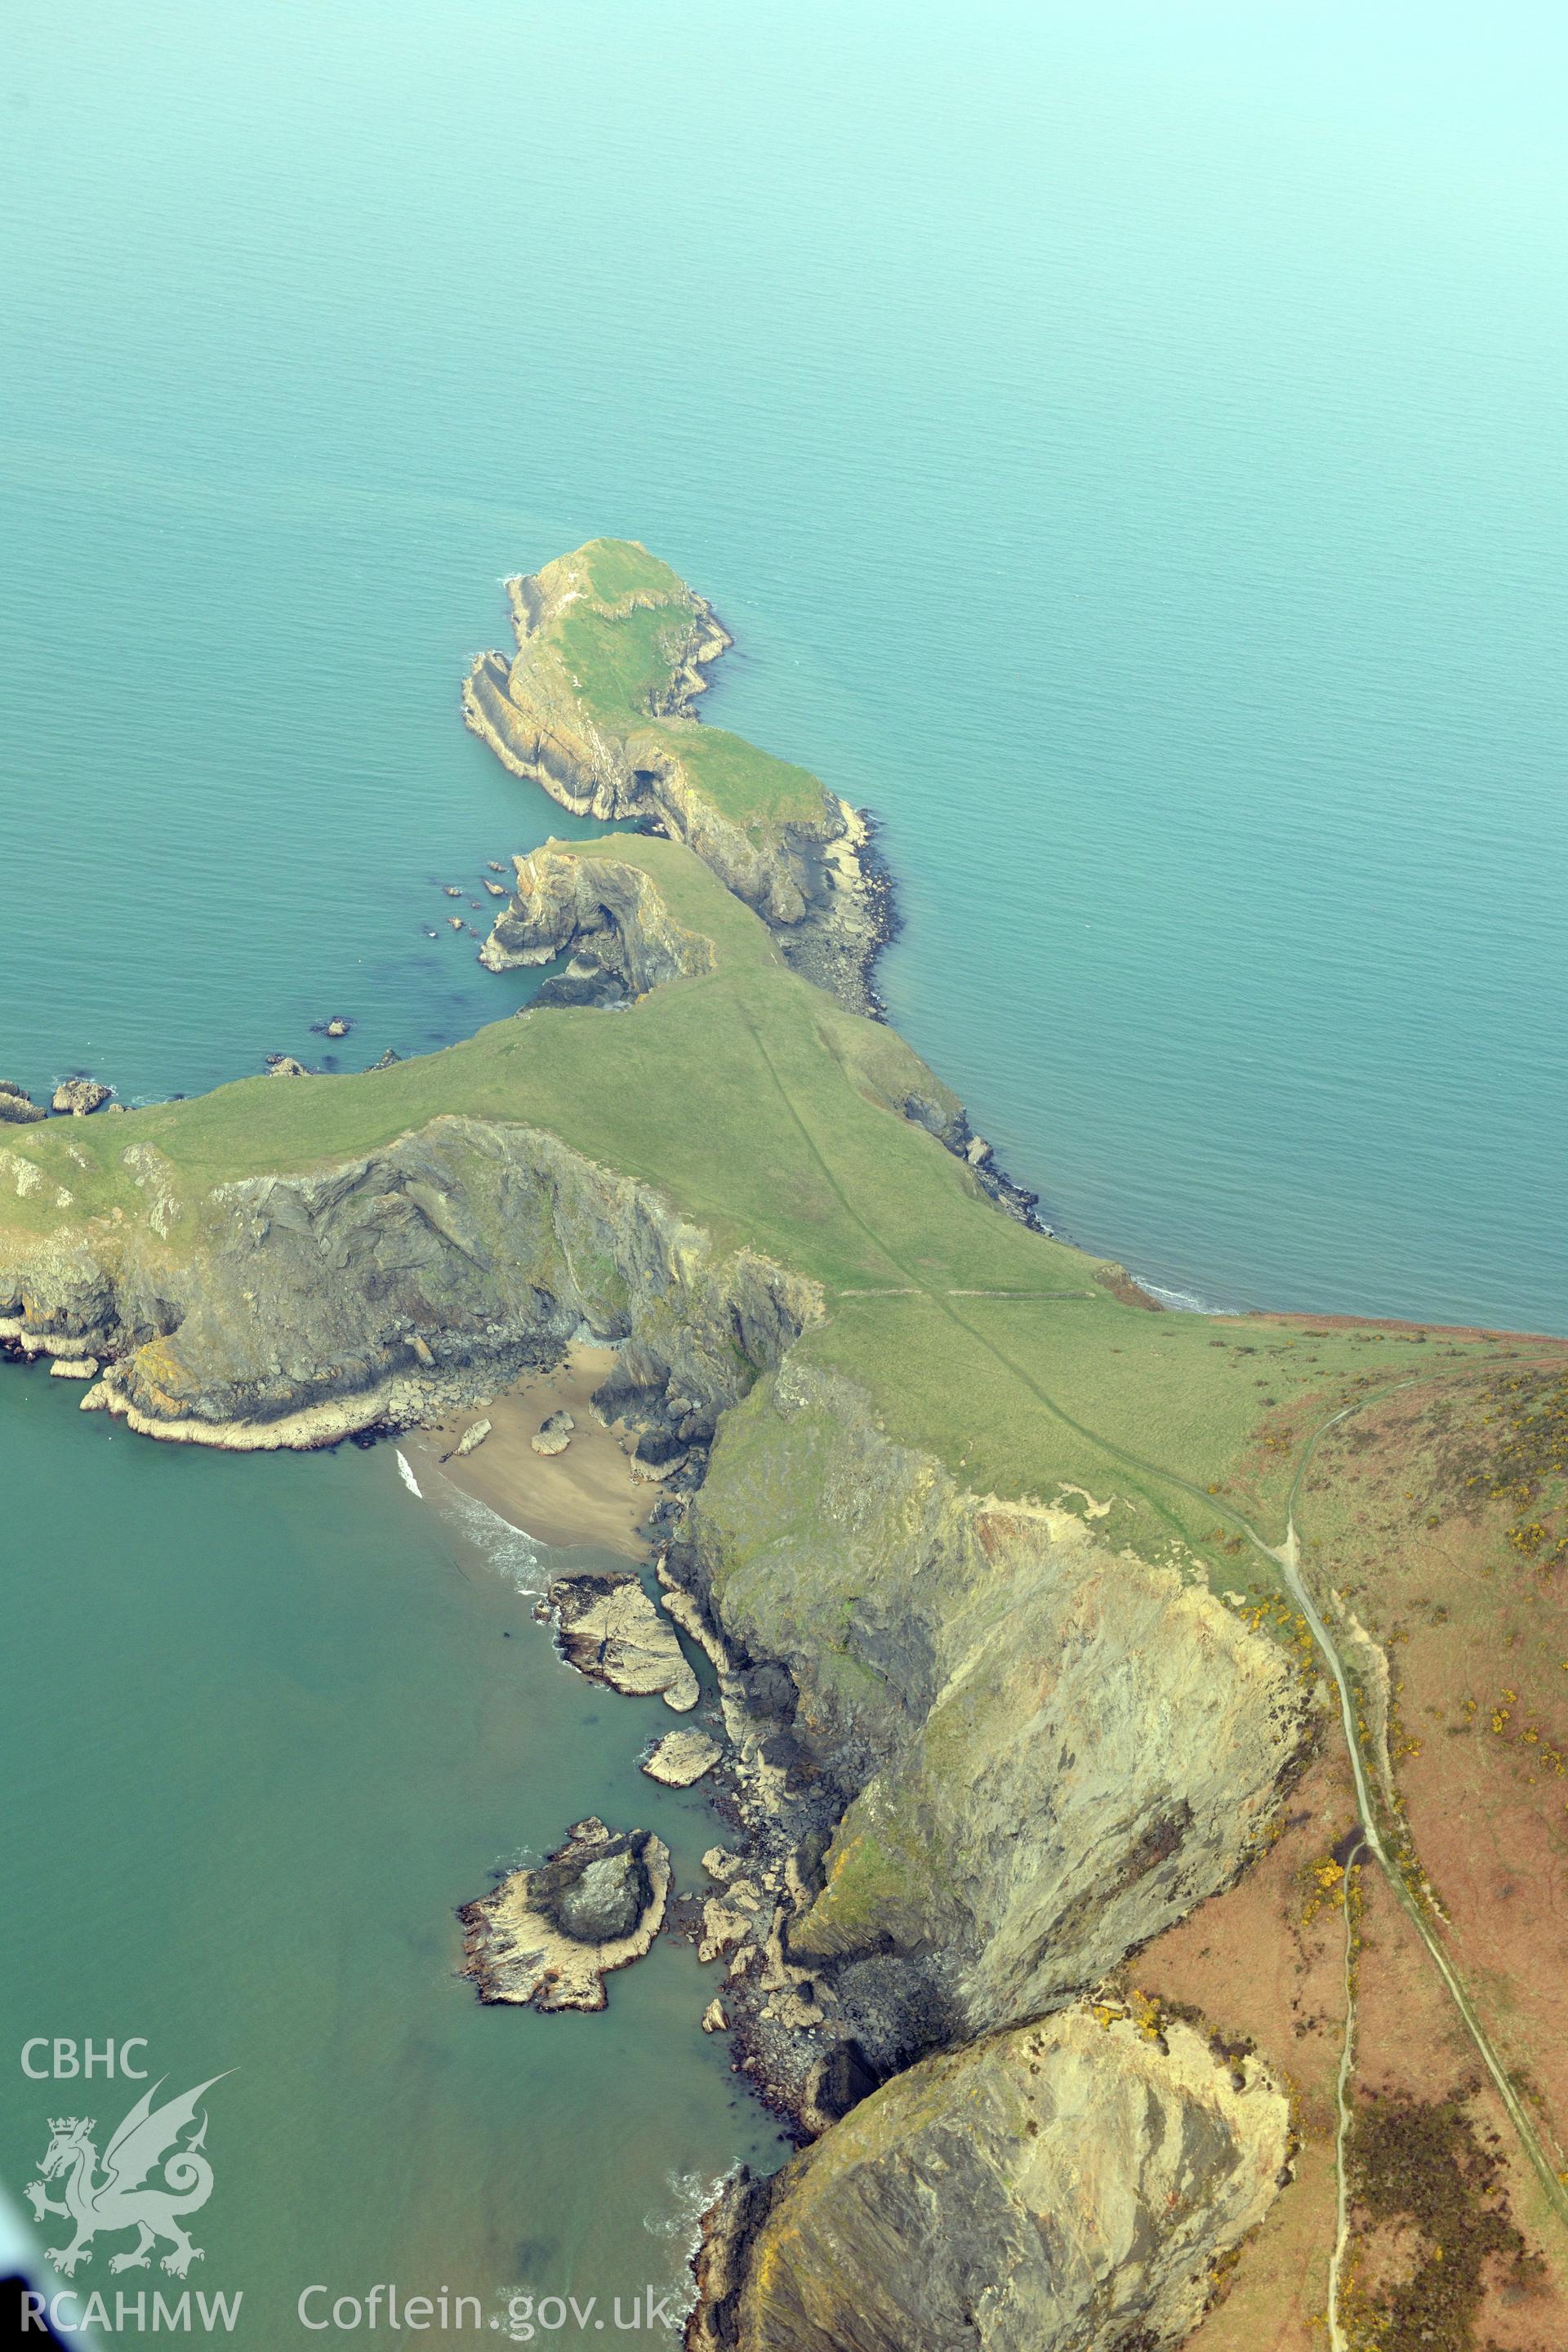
[0,1370,784,2339]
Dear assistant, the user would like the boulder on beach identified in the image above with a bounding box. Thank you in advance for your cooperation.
[452,1416,492,1458]
[530,1408,575,1456]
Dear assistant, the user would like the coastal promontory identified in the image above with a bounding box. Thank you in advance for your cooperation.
[2,545,1565,2350]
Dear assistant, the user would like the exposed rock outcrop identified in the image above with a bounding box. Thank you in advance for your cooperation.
[461,545,890,1013]
[548,1570,701,1712]
[459,1818,670,2011]
[51,1079,110,1116]
[0,1118,821,1451]
[693,2009,1291,2352]
[480,845,716,1006]
[644,1729,722,1786]
[0,1083,45,1126]
[682,1359,1312,2066]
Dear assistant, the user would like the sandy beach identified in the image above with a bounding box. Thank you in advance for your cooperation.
[403,1344,656,1557]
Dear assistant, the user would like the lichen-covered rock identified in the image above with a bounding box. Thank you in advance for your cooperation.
[554,1848,647,1942]
[480,846,716,1004]
[702,2010,1290,2352]
[51,1079,109,1116]
[459,1818,669,2011]
[550,1570,701,1712]
[0,1116,821,1451]
[0,1083,44,1125]
[643,1729,722,1786]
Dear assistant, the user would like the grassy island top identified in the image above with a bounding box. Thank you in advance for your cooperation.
[500,537,829,831]
[1,820,1547,1590]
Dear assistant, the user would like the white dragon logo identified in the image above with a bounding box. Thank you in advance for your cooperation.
[24,2074,230,2278]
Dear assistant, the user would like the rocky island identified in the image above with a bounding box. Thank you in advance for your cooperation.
[2,540,1566,2350]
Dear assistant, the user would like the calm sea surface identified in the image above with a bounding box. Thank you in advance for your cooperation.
[2,0,1566,2333]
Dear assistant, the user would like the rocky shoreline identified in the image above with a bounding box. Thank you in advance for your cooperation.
[0,541,1379,2350]
[461,548,896,1023]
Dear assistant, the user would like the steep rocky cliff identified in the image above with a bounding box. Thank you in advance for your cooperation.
[0,1118,820,1450]
[693,2009,1292,2352]
[461,541,890,1012]
[0,544,1412,2350]
[675,1358,1311,2072]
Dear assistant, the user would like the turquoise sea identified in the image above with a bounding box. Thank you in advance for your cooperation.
[3,0,1567,2336]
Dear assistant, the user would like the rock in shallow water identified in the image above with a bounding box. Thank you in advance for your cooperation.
[458,1817,669,2011]
[642,1729,722,1786]
[51,1079,110,1116]
[548,1570,700,1712]
[0,1082,44,1125]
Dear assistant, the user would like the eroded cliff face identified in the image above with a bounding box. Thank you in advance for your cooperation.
[696,2010,1292,2352]
[461,552,889,1012]
[683,1360,1312,2066]
[479,846,716,1004]
[0,1119,820,1450]
[1,1125,1309,2351]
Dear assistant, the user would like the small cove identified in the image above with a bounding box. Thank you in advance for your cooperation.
[0,1367,786,2338]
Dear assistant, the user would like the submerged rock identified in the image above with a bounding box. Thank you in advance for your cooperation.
[699,2008,1291,2352]
[549,1570,700,1712]
[458,1817,669,2011]
[642,1729,722,1787]
[51,1079,109,1117]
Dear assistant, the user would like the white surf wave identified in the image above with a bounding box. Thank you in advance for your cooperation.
[1142,1279,1227,1316]
[434,1478,546,1595]
[394,1448,423,1497]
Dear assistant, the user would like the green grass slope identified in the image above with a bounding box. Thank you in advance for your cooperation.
[2,820,1538,1587]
